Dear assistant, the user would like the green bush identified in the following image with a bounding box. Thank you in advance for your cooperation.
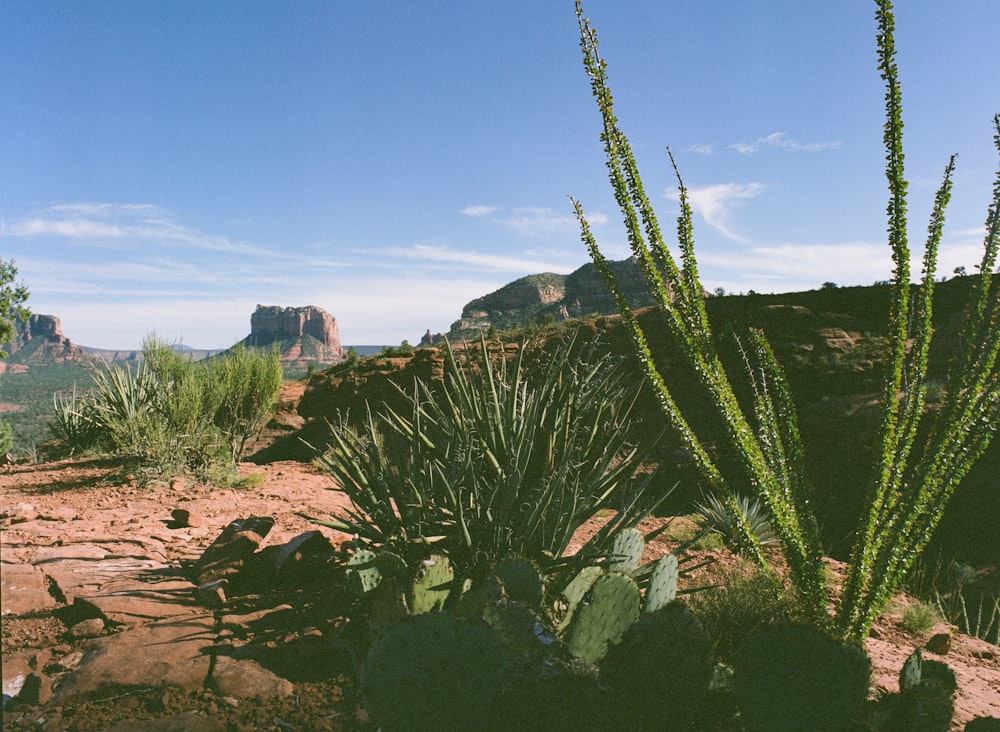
[733,624,872,732]
[900,601,940,635]
[51,337,282,482]
[690,564,805,663]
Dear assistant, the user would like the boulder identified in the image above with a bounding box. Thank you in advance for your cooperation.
[189,517,275,586]
[210,657,294,699]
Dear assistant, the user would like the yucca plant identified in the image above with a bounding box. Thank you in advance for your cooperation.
[314,332,667,581]
[573,0,999,641]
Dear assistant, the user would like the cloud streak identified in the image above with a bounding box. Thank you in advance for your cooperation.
[385,243,575,274]
[731,132,843,155]
[461,204,608,239]
[666,182,767,243]
[1,202,282,258]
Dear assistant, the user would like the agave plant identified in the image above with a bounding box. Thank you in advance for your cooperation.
[314,332,668,581]
[693,491,778,552]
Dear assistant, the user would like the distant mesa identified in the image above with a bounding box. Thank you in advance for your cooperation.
[423,257,672,344]
[242,304,344,369]
[1,314,96,373]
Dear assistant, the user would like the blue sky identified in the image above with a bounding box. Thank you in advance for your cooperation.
[2,1,998,349]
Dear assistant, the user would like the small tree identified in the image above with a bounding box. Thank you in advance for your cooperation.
[1,258,30,358]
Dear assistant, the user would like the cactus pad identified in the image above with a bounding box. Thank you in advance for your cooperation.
[562,571,641,664]
[733,623,872,732]
[644,553,679,612]
[345,548,380,597]
[553,565,603,631]
[408,554,454,614]
[361,613,509,732]
[487,556,544,609]
[600,603,714,731]
[608,527,645,574]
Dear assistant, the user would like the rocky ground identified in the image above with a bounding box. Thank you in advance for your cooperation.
[2,457,999,731]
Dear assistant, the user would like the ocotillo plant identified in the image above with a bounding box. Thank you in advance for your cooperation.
[572,0,999,641]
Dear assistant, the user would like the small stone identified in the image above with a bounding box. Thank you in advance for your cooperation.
[5,502,38,524]
[169,476,186,491]
[55,650,85,670]
[68,618,105,639]
[925,632,951,655]
[170,508,204,528]
[195,579,228,608]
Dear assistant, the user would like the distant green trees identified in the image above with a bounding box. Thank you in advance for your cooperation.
[1,258,30,454]
[52,337,283,483]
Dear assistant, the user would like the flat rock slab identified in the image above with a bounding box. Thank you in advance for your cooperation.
[74,574,201,626]
[33,543,177,609]
[1,562,57,615]
[51,613,216,704]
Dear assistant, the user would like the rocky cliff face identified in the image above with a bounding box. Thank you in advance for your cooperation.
[426,258,669,343]
[1,315,94,372]
[244,305,343,371]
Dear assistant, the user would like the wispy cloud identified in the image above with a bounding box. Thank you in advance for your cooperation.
[461,204,498,217]
[503,207,607,238]
[384,244,574,274]
[459,204,607,239]
[689,143,714,155]
[1,202,280,258]
[666,182,767,243]
[731,132,843,155]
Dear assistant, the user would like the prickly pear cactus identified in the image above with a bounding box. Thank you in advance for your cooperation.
[361,613,509,732]
[900,647,923,692]
[408,554,454,614]
[487,556,544,609]
[608,527,645,574]
[489,657,642,732]
[644,553,679,612]
[600,603,714,732]
[345,548,380,597]
[368,578,408,633]
[733,624,872,732]
[562,571,641,664]
[553,565,604,631]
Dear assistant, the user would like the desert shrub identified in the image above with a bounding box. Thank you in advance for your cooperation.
[204,342,283,462]
[900,601,940,635]
[52,337,282,482]
[690,564,805,663]
[733,624,872,732]
[906,557,1000,644]
[1,257,30,358]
